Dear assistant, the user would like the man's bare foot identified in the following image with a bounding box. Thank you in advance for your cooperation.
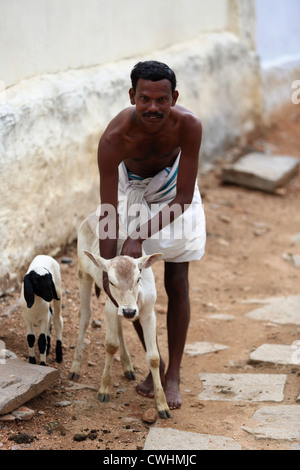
[136,372,154,398]
[164,376,182,409]
[136,358,165,398]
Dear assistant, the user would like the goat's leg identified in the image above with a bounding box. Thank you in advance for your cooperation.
[52,298,63,363]
[139,309,172,419]
[38,316,50,366]
[68,274,93,379]
[25,320,36,364]
[98,303,119,402]
[117,316,135,380]
[46,309,52,356]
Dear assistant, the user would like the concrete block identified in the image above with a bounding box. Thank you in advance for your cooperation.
[221,153,300,192]
[184,341,228,356]
[250,341,300,366]
[144,427,242,450]
[198,373,287,402]
[242,406,300,440]
[0,358,60,415]
[245,295,300,325]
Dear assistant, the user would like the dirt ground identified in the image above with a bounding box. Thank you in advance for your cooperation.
[1,106,300,451]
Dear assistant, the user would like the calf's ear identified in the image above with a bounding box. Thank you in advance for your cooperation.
[84,250,108,270]
[138,253,164,270]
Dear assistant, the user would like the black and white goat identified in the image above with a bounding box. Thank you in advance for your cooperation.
[20,255,63,365]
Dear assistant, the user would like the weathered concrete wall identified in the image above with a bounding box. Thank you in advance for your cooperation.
[0,0,261,294]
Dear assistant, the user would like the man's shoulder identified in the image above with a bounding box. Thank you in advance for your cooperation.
[173,105,202,136]
[174,104,201,122]
[101,107,133,142]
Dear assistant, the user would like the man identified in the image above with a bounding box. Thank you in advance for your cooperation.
[97,60,206,409]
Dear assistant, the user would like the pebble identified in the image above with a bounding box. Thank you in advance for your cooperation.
[142,408,158,424]
[53,400,71,407]
[12,406,35,421]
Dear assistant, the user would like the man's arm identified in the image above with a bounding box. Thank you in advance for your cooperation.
[97,129,121,260]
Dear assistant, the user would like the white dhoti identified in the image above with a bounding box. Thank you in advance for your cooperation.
[117,152,206,263]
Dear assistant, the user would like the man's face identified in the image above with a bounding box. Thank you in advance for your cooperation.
[129,79,178,131]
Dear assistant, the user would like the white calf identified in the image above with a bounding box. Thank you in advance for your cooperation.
[68,212,171,419]
[20,255,63,365]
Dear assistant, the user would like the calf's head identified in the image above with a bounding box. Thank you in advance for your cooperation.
[84,251,163,321]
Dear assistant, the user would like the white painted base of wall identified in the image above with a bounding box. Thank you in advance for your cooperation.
[260,55,300,124]
[0,32,261,293]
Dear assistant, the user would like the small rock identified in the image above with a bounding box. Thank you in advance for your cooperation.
[73,433,87,442]
[61,257,73,264]
[0,413,16,422]
[218,214,231,224]
[12,406,35,421]
[53,400,71,407]
[282,253,300,268]
[142,408,158,424]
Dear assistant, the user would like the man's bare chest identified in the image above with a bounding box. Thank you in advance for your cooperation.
[124,142,180,177]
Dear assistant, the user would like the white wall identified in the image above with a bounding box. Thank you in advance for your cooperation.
[256,0,300,63]
[0,0,261,294]
[1,0,228,88]
[255,0,300,121]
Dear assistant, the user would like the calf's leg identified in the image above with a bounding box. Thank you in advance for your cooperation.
[68,273,93,379]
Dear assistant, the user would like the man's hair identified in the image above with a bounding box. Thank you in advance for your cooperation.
[130,60,177,94]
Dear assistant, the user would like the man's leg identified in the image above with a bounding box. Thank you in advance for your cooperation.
[164,261,190,409]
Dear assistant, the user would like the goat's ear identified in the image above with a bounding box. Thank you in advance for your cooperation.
[84,250,107,270]
[23,273,35,308]
[50,275,60,301]
[138,253,164,270]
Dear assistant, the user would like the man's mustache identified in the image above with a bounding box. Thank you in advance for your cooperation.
[142,112,164,119]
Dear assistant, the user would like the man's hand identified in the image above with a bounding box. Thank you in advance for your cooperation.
[121,236,143,258]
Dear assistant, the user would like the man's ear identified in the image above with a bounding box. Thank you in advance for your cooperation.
[129,87,135,105]
[172,90,179,107]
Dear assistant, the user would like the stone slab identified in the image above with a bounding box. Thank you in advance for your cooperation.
[0,358,60,414]
[250,341,300,366]
[144,427,242,450]
[198,373,287,402]
[220,153,300,192]
[245,295,300,325]
[242,406,300,440]
[184,341,228,357]
[207,314,235,321]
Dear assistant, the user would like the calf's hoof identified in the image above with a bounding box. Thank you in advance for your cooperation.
[158,409,172,419]
[55,340,63,363]
[68,372,80,380]
[98,393,110,403]
[124,370,136,380]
